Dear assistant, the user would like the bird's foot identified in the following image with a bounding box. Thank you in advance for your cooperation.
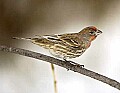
[69,61,84,68]
[63,59,84,70]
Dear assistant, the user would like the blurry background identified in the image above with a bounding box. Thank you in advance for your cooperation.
[0,0,120,93]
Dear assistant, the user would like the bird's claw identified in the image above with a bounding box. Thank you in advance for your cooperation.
[69,61,84,68]
[64,59,84,70]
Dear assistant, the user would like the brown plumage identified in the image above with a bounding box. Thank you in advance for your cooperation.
[13,26,102,60]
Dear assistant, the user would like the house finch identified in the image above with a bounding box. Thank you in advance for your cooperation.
[13,26,102,61]
[13,26,102,93]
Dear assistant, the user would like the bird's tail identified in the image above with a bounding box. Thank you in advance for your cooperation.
[12,37,32,41]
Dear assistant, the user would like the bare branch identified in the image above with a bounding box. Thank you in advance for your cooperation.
[0,45,120,90]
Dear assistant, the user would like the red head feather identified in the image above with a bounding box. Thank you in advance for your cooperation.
[89,26,97,31]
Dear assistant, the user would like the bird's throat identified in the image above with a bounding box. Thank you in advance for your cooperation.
[90,36,97,41]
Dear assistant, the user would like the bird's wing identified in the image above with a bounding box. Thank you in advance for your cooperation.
[39,33,80,46]
[43,34,62,42]
[57,33,80,46]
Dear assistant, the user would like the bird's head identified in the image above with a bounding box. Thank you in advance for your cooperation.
[79,26,102,41]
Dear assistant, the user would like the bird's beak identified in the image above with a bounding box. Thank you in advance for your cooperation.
[96,30,102,36]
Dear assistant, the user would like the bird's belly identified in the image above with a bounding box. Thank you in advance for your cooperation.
[49,46,85,59]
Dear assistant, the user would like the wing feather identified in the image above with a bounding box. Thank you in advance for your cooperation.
[40,33,80,46]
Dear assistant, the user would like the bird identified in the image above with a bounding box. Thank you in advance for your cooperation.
[13,26,102,63]
[13,26,102,93]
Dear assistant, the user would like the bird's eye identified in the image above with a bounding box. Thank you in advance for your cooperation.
[89,31,94,35]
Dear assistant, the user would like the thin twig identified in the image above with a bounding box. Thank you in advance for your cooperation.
[0,45,120,90]
[51,64,58,93]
